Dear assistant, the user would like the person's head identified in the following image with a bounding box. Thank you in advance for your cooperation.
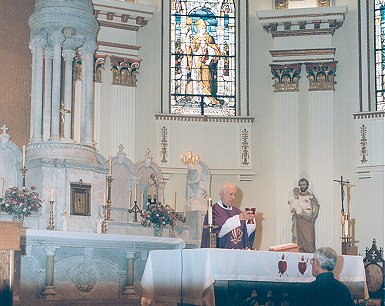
[195,19,207,34]
[311,247,337,277]
[219,182,237,206]
[293,187,300,197]
[298,178,309,192]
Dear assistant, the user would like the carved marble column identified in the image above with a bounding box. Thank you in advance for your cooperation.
[62,43,76,140]
[44,246,60,298]
[30,35,47,143]
[84,41,97,146]
[43,47,53,141]
[305,61,336,248]
[49,33,65,141]
[271,64,301,244]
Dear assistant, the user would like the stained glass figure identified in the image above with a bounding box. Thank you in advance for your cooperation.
[170,0,236,116]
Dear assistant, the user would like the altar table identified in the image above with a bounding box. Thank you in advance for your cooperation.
[141,248,368,306]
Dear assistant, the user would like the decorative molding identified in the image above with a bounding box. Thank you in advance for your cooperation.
[110,57,141,87]
[305,61,337,91]
[98,20,140,31]
[155,114,255,123]
[274,0,331,10]
[160,126,168,164]
[97,41,141,51]
[353,112,385,119]
[241,129,250,166]
[360,125,368,164]
[257,6,347,38]
[270,64,301,92]
[270,48,335,58]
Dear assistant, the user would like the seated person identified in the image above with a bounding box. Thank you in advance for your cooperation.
[310,247,354,306]
[201,182,256,249]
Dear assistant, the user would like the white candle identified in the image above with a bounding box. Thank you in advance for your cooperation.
[162,196,165,205]
[22,145,26,167]
[128,191,131,209]
[0,178,4,196]
[108,157,112,176]
[173,192,177,210]
[208,208,213,225]
[103,193,106,206]
[344,215,349,237]
[134,184,137,201]
[141,192,144,210]
[50,189,54,201]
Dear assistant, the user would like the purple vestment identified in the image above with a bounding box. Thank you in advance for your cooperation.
[201,203,255,249]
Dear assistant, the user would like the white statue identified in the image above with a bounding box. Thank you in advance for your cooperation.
[96,215,103,234]
[186,162,210,211]
[62,209,68,231]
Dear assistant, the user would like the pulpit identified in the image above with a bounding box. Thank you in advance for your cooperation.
[0,221,21,305]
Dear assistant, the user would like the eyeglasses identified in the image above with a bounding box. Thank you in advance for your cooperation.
[310,258,317,265]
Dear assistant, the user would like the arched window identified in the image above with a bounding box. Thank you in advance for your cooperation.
[375,0,385,111]
[170,0,236,116]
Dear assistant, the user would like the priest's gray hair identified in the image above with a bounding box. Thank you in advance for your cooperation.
[219,182,236,196]
[313,247,337,272]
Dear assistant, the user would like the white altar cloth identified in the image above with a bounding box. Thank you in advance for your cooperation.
[141,248,367,306]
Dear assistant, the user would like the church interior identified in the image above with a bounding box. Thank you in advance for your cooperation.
[0,0,383,305]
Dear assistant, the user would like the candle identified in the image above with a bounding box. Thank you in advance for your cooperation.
[162,196,165,205]
[50,189,54,201]
[173,192,177,210]
[134,184,137,201]
[141,192,144,210]
[208,197,213,225]
[108,157,112,176]
[22,145,26,167]
[344,214,349,237]
[128,191,131,209]
[103,193,106,206]
[0,178,4,196]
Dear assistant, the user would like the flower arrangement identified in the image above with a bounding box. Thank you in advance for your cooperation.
[140,202,177,228]
[0,186,43,218]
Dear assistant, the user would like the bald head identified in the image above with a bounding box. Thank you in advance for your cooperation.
[219,182,237,206]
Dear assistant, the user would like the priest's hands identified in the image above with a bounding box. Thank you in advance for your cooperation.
[239,210,255,221]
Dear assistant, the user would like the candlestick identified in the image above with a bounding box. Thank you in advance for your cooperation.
[50,189,54,202]
[141,192,144,210]
[134,184,137,201]
[22,145,26,167]
[46,200,55,230]
[173,192,177,210]
[108,156,112,176]
[128,191,131,209]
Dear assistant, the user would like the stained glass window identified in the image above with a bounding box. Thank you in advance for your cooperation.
[170,0,236,116]
[375,0,385,111]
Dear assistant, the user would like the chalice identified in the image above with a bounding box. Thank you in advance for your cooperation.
[245,207,256,224]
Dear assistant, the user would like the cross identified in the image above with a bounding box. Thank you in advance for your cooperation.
[60,103,71,137]
[333,176,350,213]
[1,125,8,135]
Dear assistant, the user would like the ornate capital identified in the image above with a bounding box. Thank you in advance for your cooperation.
[29,35,47,51]
[48,32,65,46]
[94,55,106,82]
[110,57,141,87]
[305,61,337,91]
[270,64,301,92]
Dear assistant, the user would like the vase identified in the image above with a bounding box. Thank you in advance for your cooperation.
[12,214,24,227]
[153,225,163,237]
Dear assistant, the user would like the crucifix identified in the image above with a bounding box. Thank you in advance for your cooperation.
[333,176,351,255]
[60,103,71,138]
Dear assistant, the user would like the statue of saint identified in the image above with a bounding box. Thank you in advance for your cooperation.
[288,178,320,253]
[147,173,158,202]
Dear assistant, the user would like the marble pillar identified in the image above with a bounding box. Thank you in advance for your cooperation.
[50,33,64,141]
[62,47,76,140]
[44,246,59,298]
[43,47,53,142]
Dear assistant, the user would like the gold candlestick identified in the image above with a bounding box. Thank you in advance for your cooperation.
[106,175,113,220]
[102,204,107,234]
[21,166,27,189]
[46,200,55,230]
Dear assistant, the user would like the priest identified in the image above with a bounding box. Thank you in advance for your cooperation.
[201,182,256,249]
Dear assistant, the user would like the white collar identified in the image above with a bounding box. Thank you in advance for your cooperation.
[218,199,232,210]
